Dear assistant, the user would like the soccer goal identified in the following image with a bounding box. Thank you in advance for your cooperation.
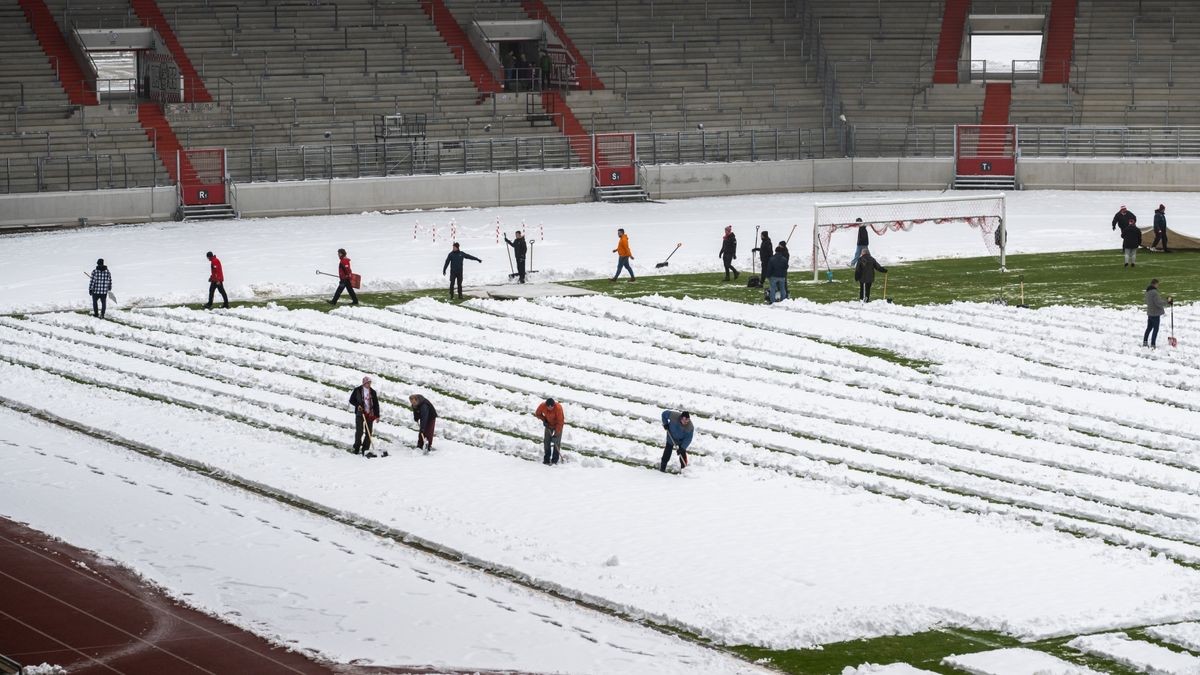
[811,193,1007,280]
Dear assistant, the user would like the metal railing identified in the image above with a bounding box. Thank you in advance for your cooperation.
[10,123,1200,194]
[0,150,168,194]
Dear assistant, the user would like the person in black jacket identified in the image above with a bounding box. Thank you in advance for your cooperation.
[765,245,789,304]
[88,258,112,318]
[442,242,482,299]
[1152,204,1170,252]
[753,230,772,278]
[1112,205,1135,232]
[409,394,438,452]
[850,218,869,267]
[505,231,528,283]
[854,248,887,302]
[349,376,381,457]
[719,226,739,281]
[1121,215,1142,267]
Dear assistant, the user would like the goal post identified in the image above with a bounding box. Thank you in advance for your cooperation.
[811,193,1007,280]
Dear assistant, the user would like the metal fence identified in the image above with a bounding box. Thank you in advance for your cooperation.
[223,129,838,184]
[11,125,1200,194]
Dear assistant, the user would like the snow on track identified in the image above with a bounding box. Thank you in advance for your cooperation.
[0,408,763,674]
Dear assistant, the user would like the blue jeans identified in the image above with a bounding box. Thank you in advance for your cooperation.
[850,245,866,268]
[768,277,787,303]
[1145,315,1161,346]
[614,256,634,279]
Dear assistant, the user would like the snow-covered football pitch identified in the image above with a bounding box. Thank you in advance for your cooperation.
[4,189,1200,673]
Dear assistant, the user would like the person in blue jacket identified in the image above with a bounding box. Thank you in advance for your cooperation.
[660,410,694,472]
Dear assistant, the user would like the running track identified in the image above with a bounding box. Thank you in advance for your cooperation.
[0,517,519,674]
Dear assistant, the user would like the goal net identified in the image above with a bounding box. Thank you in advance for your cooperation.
[811,193,1007,280]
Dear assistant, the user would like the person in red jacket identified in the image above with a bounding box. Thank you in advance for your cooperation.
[329,248,359,306]
[204,251,229,309]
[534,397,565,464]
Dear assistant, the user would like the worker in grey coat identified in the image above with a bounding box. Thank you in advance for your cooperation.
[1144,278,1171,348]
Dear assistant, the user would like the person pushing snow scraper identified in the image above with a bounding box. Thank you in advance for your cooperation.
[409,394,438,452]
[660,410,694,472]
[349,376,381,457]
[535,397,564,465]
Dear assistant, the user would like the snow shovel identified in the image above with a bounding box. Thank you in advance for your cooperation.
[362,415,380,457]
[527,240,538,276]
[883,272,893,303]
[505,239,515,277]
[1169,302,1178,347]
[655,243,682,268]
[1016,274,1030,309]
[815,231,834,283]
[317,269,361,289]
[83,271,118,304]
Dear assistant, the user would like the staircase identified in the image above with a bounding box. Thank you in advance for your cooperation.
[420,0,503,96]
[17,0,97,105]
[520,0,603,90]
[138,103,234,219]
[1041,0,1077,84]
[594,185,649,202]
[933,0,970,84]
[138,103,194,185]
[130,0,211,102]
[981,83,1011,125]
[541,90,592,165]
[178,203,237,220]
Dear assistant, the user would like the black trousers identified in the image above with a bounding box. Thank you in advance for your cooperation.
[207,282,228,308]
[543,427,562,464]
[354,412,374,453]
[860,282,873,301]
[332,279,358,304]
[91,293,107,317]
[515,257,526,283]
[449,271,464,298]
[1151,230,1169,250]
[660,440,688,472]
[722,254,738,279]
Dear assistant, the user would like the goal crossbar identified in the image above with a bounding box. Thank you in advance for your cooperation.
[811,192,1007,280]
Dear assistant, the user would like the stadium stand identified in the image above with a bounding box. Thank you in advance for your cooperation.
[7,0,1200,213]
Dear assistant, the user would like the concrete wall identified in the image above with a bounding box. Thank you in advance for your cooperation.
[9,157,1200,230]
[0,186,176,230]
[1017,158,1200,191]
[644,158,953,199]
[233,168,592,219]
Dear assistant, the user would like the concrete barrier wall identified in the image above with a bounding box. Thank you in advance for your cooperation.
[7,157,1200,229]
[235,169,593,219]
[0,186,176,230]
[644,158,953,198]
[1017,159,1200,191]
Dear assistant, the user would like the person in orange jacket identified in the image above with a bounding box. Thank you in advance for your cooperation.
[611,228,635,281]
[534,397,565,464]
